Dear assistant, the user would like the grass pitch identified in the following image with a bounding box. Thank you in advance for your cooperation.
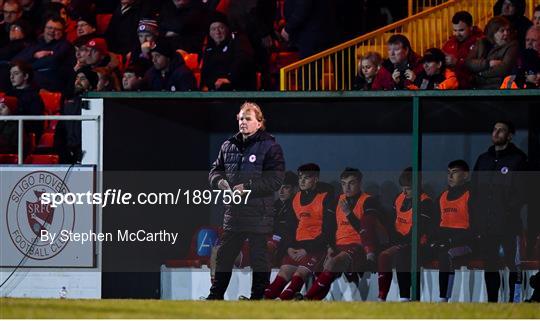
[1,298,539,319]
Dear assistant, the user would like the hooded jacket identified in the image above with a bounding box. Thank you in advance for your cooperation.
[209,130,285,233]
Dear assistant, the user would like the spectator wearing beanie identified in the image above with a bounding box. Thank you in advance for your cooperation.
[75,13,98,39]
[126,19,159,72]
[493,0,532,49]
[158,0,212,54]
[200,13,256,91]
[142,38,196,91]
[407,48,458,90]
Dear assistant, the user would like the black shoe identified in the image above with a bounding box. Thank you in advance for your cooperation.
[205,294,223,300]
[293,292,304,300]
[239,295,250,300]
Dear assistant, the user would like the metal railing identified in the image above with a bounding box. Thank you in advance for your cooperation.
[409,0,450,16]
[280,0,540,91]
[1,115,100,165]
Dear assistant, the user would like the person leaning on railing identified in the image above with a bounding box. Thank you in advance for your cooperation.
[465,16,519,89]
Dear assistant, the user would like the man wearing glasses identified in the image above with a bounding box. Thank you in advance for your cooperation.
[1,0,23,46]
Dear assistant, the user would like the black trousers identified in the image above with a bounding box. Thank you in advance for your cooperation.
[437,245,473,299]
[481,235,520,302]
[208,231,270,300]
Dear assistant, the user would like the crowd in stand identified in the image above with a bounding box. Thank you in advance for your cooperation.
[1,0,540,160]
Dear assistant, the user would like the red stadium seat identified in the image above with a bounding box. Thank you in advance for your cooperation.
[0,154,18,164]
[39,90,62,115]
[96,14,112,35]
[164,226,218,268]
[24,154,59,164]
[37,133,55,149]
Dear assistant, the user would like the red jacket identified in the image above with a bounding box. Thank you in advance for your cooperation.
[372,56,423,90]
[442,26,484,89]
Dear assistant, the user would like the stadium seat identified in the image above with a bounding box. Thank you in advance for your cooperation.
[182,53,199,72]
[37,132,55,149]
[24,154,59,164]
[0,154,18,164]
[164,226,218,268]
[39,90,62,115]
[96,14,112,35]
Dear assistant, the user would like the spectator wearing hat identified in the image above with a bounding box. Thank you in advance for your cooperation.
[407,48,458,90]
[14,16,75,93]
[200,13,256,91]
[0,94,18,154]
[122,63,145,91]
[465,16,519,89]
[493,0,532,49]
[158,0,212,54]
[500,48,540,88]
[54,66,97,164]
[142,38,196,91]
[126,19,159,72]
[75,13,98,39]
[73,36,122,84]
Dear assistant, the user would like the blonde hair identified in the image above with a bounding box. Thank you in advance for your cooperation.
[237,101,266,130]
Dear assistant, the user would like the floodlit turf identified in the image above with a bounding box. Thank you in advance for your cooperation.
[1,298,539,319]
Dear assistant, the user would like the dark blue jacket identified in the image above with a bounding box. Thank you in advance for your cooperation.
[143,60,197,91]
[209,130,285,233]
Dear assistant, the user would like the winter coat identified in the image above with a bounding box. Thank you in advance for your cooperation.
[472,143,528,236]
[465,38,519,88]
[143,59,197,91]
[105,2,142,55]
[200,33,256,91]
[372,56,423,90]
[407,68,459,90]
[442,26,484,89]
[209,130,285,233]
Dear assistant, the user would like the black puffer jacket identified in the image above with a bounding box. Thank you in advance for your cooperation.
[472,143,528,236]
[209,130,285,233]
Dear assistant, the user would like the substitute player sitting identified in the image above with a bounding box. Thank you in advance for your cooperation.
[263,163,335,300]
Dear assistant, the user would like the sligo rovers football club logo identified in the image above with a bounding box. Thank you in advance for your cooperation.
[6,171,75,260]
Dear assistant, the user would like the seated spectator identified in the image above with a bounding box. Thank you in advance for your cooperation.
[493,0,532,48]
[0,19,33,91]
[1,0,24,46]
[126,19,159,72]
[54,66,98,164]
[0,94,18,153]
[143,38,196,91]
[122,63,145,91]
[525,25,540,53]
[14,17,75,93]
[465,16,519,89]
[8,60,44,140]
[20,0,44,36]
[534,5,540,28]
[43,2,77,43]
[74,36,121,77]
[500,48,540,88]
[159,0,212,54]
[407,48,458,90]
[442,11,484,89]
[372,34,423,90]
[94,66,121,91]
[200,13,256,91]
[105,0,144,56]
[74,13,98,39]
[353,52,382,90]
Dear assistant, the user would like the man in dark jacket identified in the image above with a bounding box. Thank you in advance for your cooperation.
[104,0,144,56]
[200,13,256,91]
[13,16,75,93]
[142,38,196,91]
[473,120,528,302]
[158,0,212,54]
[207,102,285,300]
